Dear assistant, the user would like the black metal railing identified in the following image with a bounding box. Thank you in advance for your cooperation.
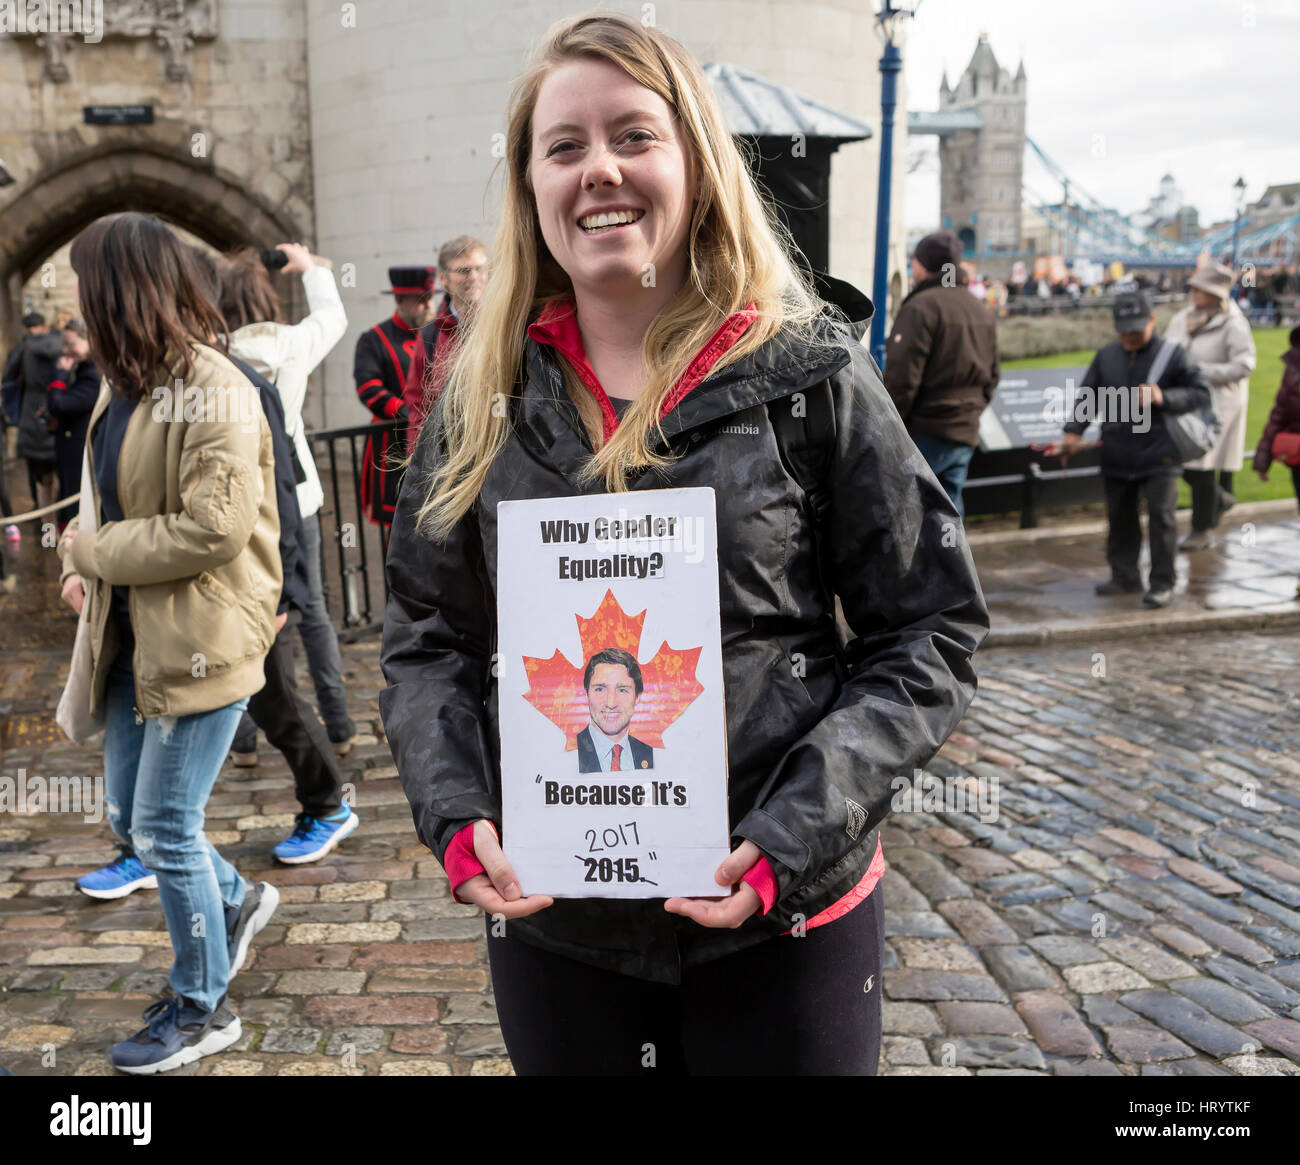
[965,446,1260,528]
[306,419,401,641]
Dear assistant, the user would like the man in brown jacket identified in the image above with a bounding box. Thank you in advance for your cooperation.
[883,231,1000,518]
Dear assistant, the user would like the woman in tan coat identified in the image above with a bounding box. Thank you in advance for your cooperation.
[58,213,282,1073]
[1166,263,1257,548]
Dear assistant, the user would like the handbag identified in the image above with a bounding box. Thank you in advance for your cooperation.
[1148,339,1222,463]
[56,445,104,742]
[1272,431,1300,467]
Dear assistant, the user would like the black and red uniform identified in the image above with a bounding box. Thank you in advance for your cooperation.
[354,265,437,524]
[353,310,420,525]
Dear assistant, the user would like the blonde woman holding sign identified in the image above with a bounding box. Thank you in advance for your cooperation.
[382,12,988,1076]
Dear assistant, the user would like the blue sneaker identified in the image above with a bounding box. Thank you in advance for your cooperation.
[111,994,241,1075]
[272,808,359,865]
[77,849,158,900]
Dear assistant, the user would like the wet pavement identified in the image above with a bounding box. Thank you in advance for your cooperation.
[971,501,1300,645]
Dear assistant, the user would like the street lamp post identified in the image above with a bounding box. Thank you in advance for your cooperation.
[1230,175,1246,270]
[869,1,920,370]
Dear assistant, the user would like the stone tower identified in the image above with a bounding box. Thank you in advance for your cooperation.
[938,34,1026,260]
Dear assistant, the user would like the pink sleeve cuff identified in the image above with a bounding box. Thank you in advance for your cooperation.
[741,855,780,916]
[444,821,493,904]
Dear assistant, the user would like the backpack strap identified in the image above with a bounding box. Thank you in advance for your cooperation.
[767,381,853,655]
[767,379,836,525]
[1146,339,1177,386]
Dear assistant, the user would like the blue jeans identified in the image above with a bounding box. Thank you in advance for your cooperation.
[909,432,976,520]
[103,657,248,1012]
[297,511,349,727]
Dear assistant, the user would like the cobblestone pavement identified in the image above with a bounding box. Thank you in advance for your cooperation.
[3,623,1300,1076]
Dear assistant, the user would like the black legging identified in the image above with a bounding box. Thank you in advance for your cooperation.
[487,886,885,1076]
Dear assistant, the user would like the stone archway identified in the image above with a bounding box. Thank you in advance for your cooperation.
[0,147,306,343]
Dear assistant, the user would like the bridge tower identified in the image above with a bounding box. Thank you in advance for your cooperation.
[938,34,1027,262]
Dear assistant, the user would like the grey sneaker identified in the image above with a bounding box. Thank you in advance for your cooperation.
[1179,531,1213,552]
[226,881,280,977]
[1142,588,1173,609]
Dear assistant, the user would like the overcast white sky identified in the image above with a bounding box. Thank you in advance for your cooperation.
[901,0,1300,232]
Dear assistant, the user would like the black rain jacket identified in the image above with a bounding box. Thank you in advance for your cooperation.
[380,308,990,983]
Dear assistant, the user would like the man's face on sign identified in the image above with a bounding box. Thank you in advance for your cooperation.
[586,663,638,740]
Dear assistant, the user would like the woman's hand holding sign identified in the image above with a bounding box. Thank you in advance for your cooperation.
[458,819,554,919]
[664,839,762,928]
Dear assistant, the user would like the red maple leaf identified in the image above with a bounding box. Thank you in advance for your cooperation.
[521,588,704,751]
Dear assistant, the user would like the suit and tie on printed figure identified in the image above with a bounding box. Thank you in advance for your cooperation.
[577,724,655,773]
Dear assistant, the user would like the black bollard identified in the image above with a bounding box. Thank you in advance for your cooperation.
[1020,459,1043,529]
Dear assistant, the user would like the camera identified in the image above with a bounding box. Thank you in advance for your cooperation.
[257,248,290,271]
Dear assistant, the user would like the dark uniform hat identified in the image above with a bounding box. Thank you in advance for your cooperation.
[382,266,437,296]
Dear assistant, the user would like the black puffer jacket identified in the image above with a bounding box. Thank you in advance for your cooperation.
[15,332,61,463]
[380,312,990,983]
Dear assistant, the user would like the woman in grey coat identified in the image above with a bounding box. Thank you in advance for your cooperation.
[1166,263,1257,548]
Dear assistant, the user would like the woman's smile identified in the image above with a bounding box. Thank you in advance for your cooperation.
[577,207,647,237]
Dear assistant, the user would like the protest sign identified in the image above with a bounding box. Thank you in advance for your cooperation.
[496,487,730,898]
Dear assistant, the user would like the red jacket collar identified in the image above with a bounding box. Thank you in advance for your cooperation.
[390,310,417,333]
[433,296,459,332]
[527,298,758,442]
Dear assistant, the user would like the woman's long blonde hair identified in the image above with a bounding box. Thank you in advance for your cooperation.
[417,11,843,538]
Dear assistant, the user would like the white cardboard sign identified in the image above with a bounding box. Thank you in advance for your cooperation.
[496,487,730,898]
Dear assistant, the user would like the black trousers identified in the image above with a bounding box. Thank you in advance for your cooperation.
[486,887,885,1076]
[1183,469,1220,532]
[1183,469,1236,532]
[1104,473,1179,591]
[245,617,344,817]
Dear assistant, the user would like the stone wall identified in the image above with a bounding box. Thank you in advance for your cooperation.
[0,0,317,412]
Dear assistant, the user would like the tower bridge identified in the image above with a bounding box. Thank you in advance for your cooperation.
[909,35,1299,272]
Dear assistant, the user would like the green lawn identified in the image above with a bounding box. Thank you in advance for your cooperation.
[1004,327,1295,505]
